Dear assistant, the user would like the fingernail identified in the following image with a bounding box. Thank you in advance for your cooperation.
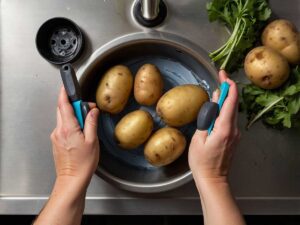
[213,88,220,94]
[213,89,220,97]
[90,110,95,118]
[212,89,220,102]
[90,109,99,119]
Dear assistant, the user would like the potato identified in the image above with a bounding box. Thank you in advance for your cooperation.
[244,46,290,89]
[96,65,133,114]
[156,84,209,127]
[144,127,186,167]
[262,19,300,64]
[115,110,153,149]
[134,64,164,106]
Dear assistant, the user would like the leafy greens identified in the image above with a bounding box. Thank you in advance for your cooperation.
[206,0,271,72]
[242,66,300,129]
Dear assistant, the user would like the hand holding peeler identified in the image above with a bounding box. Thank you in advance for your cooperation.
[60,64,90,129]
[197,82,230,134]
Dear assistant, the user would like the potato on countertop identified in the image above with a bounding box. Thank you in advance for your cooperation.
[262,19,300,65]
[144,127,186,167]
[96,65,133,114]
[244,46,290,89]
[115,110,154,149]
[134,64,164,106]
[156,84,209,127]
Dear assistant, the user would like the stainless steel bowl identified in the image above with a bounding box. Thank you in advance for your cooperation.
[77,32,218,193]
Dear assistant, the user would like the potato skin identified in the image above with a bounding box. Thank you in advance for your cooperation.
[96,65,133,114]
[134,64,164,106]
[244,46,290,89]
[262,19,300,64]
[156,84,209,127]
[115,110,153,149]
[144,127,186,167]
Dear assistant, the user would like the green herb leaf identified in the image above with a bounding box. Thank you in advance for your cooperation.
[283,113,292,128]
[287,97,300,115]
[282,84,300,96]
[247,96,284,129]
[243,85,265,96]
[255,93,281,107]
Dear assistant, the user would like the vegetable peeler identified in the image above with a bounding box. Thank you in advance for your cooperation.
[60,64,90,129]
[197,82,230,134]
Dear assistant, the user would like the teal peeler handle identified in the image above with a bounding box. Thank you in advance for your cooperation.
[207,82,230,134]
[72,100,84,129]
[60,64,89,130]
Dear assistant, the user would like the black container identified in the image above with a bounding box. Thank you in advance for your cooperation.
[36,17,84,65]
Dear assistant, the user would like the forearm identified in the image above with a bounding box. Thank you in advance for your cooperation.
[34,178,87,225]
[194,175,246,225]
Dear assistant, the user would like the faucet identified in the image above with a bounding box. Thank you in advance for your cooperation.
[134,0,167,27]
[140,0,160,21]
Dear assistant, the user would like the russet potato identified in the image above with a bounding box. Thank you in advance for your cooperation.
[115,110,153,149]
[262,19,300,64]
[96,65,133,114]
[144,127,186,167]
[244,46,290,89]
[156,84,209,127]
[134,64,164,106]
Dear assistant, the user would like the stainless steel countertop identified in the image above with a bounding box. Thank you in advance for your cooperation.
[1,0,300,215]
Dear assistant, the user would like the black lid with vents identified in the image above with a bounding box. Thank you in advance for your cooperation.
[36,17,84,65]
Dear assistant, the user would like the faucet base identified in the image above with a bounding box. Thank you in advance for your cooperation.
[133,0,167,27]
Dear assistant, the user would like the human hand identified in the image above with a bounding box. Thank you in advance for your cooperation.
[50,87,100,189]
[188,70,240,184]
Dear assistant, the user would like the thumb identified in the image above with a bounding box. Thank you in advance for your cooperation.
[84,108,100,142]
[192,130,208,145]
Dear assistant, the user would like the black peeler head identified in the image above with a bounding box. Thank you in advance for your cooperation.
[60,64,81,102]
